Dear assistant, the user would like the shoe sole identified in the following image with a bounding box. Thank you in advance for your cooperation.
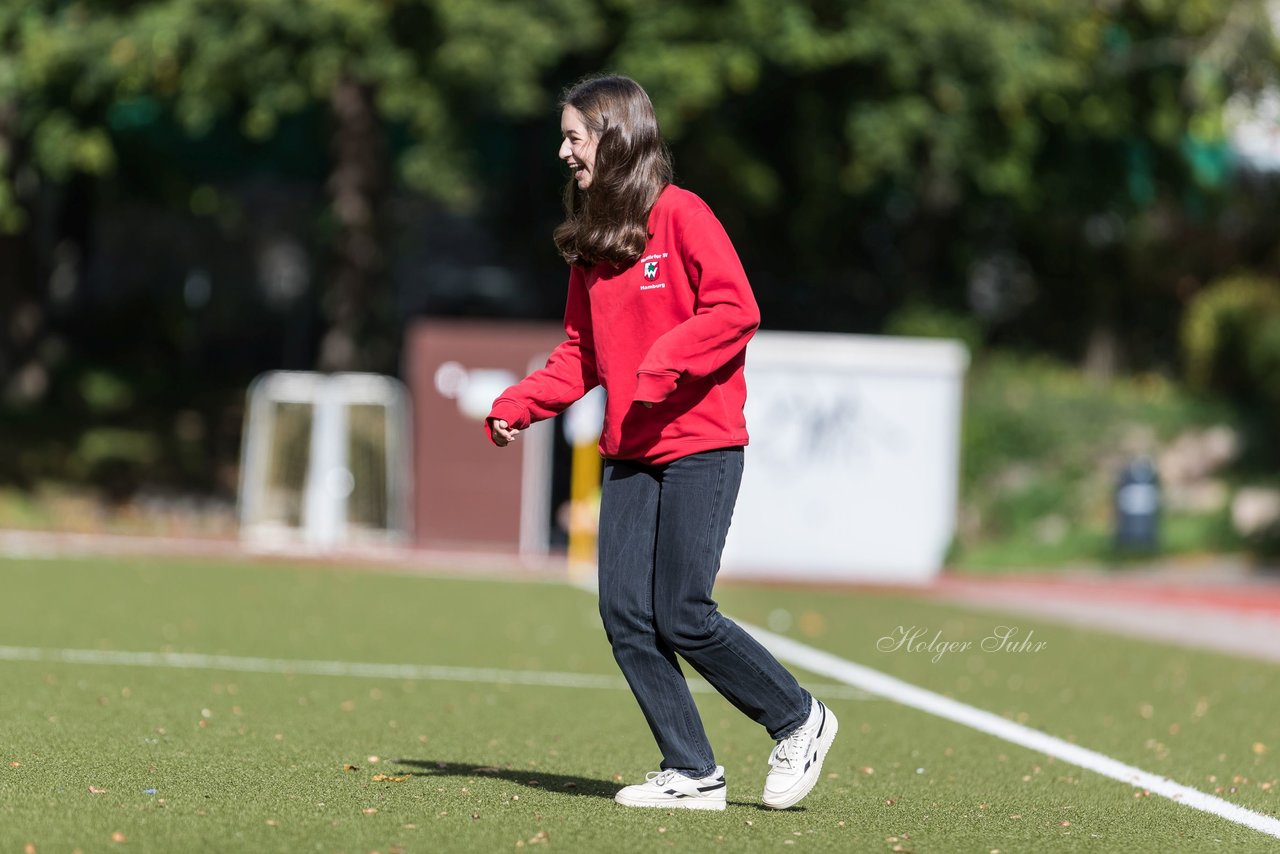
[614,793,726,811]
[762,704,839,810]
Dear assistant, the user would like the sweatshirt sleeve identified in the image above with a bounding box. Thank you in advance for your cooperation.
[486,267,599,442]
[633,208,761,403]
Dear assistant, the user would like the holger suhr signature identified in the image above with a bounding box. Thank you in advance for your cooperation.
[877,625,1047,663]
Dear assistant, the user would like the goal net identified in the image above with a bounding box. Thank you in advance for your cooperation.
[238,371,412,551]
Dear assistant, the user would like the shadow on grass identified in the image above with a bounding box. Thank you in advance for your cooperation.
[395,759,617,800]
[393,759,795,811]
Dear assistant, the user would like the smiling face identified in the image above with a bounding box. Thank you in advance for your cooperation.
[559,105,598,190]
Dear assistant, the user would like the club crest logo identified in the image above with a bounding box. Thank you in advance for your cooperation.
[644,261,658,280]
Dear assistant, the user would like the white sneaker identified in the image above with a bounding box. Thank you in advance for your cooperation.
[614,766,727,811]
[762,699,838,809]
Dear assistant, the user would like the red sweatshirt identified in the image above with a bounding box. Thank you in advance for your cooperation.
[486,185,760,465]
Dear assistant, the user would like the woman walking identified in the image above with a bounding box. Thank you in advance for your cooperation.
[485,74,836,811]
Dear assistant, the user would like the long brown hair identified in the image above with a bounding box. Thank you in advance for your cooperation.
[553,75,673,268]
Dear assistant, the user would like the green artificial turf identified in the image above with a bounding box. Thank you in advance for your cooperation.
[717,584,1280,815]
[0,556,1276,852]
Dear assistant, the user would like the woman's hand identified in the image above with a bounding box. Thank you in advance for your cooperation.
[488,418,521,447]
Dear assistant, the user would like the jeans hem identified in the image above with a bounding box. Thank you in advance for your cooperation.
[770,692,815,741]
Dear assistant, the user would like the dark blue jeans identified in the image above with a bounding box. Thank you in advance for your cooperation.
[597,447,811,778]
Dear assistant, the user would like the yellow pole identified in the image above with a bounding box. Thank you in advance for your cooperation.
[567,439,602,582]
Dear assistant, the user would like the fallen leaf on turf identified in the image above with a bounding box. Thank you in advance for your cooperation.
[343,764,359,772]
[472,813,480,820]
[89,786,107,794]
[10,762,20,768]
[1255,742,1268,755]
[473,766,501,774]
[527,831,549,845]
[24,844,35,854]
[860,767,875,775]
[657,827,666,833]
[371,774,409,782]
[561,782,576,789]
[362,808,378,815]
[111,833,127,843]
[1060,820,1071,827]
[265,820,279,827]
[799,611,825,636]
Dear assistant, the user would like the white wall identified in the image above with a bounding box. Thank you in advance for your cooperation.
[721,332,969,583]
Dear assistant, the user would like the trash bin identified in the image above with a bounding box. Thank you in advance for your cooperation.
[1115,456,1160,550]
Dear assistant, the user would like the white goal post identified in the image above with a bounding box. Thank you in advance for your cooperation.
[237,371,412,551]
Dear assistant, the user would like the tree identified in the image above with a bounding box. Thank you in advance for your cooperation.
[3,0,1277,394]
[0,0,603,391]
[593,0,1278,365]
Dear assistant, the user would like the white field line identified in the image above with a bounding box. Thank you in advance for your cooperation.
[738,621,1280,841]
[0,645,872,702]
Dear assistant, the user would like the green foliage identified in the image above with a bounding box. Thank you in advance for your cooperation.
[0,0,603,225]
[956,351,1239,570]
[78,369,135,414]
[608,0,1275,214]
[884,303,983,354]
[3,0,1275,230]
[1182,274,1280,401]
[75,427,158,468]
